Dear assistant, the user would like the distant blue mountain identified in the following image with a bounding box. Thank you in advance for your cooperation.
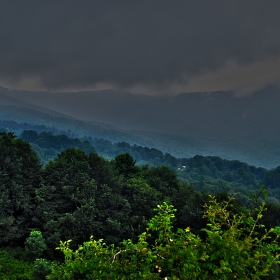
[1,86,280,168]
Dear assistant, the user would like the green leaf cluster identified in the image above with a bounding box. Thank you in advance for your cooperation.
[25,231,47,260]
[49,198,280,279]
[0,248,32,279]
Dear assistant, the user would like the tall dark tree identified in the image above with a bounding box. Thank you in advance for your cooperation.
[88,152,114,187]
[0,132,41,245]
[94,183,133,244]
[143,165,179,198]
[34,148,99,253]
[114,153,140,179]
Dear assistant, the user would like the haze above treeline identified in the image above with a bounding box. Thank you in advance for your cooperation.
[0,85,280,169]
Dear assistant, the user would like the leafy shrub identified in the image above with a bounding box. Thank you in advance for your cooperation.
[0,249,32,279]
[25,231,47,260]
[48,197,280,279]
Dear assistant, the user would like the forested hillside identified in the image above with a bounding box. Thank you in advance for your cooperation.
[2,86,280,168]
[1,132,280,279]
[17,129,280,203]
[0,95,204,165]
[2,121,280,203]
[3,86,280,168]
[1,1,280,278]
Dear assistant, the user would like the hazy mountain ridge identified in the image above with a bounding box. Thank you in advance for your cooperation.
[1,86,280,168]
[0,99,203,163]
[0,90,73,119]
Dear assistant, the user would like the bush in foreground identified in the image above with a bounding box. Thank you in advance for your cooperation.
[48,196,280,279]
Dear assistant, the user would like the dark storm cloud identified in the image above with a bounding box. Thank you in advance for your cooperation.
[0,1,280,92]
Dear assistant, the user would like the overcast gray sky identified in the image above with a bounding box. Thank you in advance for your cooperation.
[1,1,280,95]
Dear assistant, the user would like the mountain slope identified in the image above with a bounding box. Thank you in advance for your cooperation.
[0,97,203,160]
[1,86,280,168]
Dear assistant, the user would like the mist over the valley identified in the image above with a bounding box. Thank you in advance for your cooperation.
[1,86,279,168]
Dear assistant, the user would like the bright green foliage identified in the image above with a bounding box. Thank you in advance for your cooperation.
[199,196,280,279]
[25,231,47,260]
[48,198,280,279]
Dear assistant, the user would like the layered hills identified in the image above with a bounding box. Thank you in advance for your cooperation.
[1,86,279,168]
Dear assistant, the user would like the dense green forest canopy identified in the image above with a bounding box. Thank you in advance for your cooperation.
[17,129,280,202]
[1,124,279,204]
[1,131,280,278]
